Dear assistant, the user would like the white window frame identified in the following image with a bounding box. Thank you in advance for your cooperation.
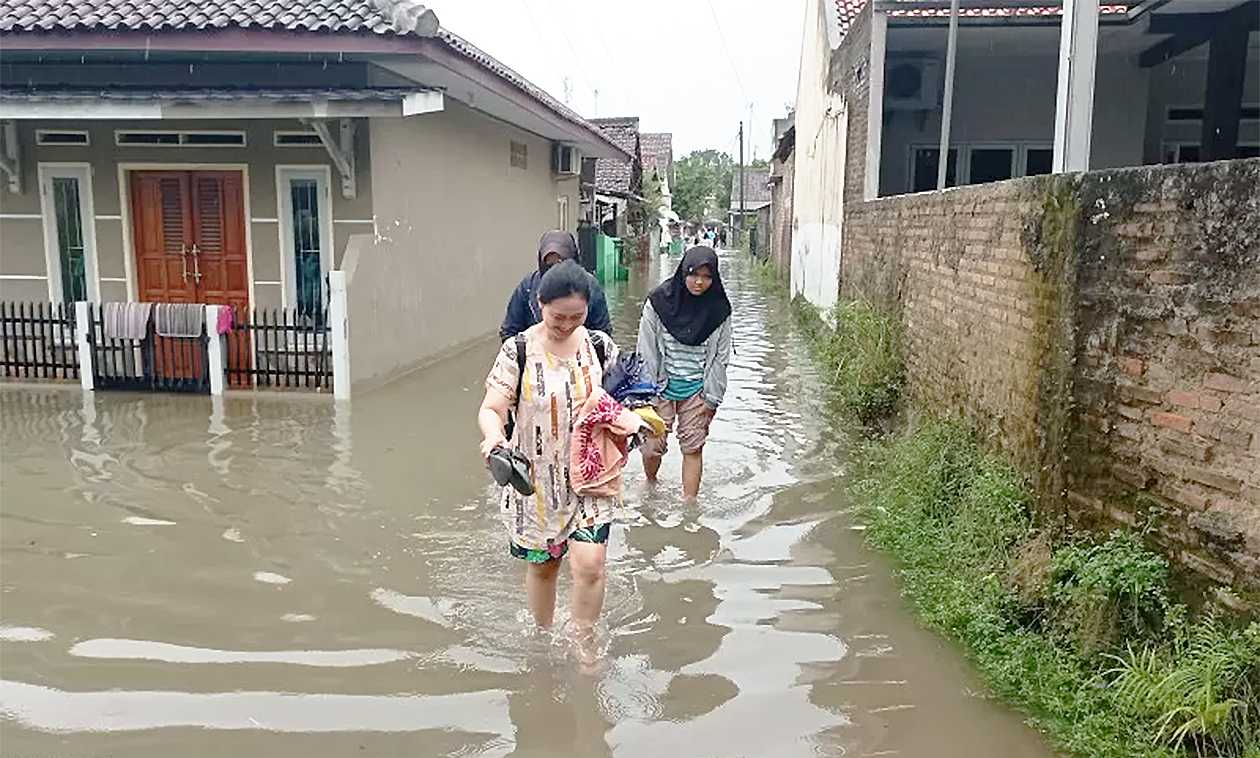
[275,165,334,312]
[908,141,1054,193]
[36,130,90,147]
[114,130,247,148]
[557,196,570,230]
[964,142,1020,184]
[907,143,961,192]
[37,162,100,303]
[1019,144,1054,177]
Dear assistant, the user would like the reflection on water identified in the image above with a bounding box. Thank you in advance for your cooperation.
[0,252,1052,757]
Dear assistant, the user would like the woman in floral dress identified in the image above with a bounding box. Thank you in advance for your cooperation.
[477,261,634,634]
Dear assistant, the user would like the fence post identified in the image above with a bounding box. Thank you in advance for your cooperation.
[328,270,351,400]
[205,304,224,396]
[74,301,94,392]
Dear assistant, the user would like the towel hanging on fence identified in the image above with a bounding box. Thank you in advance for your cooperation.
[102,302,153,341]
[153,303,205,338]
[215,306,234,336]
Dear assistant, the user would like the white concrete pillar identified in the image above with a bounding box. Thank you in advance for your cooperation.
[74,301,93,392]
[1052,0,1100,173]
[205,304,225,396]
[328,270,351,400]
[937,0,961,191]
[865,10,888,200]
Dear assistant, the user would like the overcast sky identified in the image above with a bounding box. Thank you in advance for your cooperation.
[430,0,808,160]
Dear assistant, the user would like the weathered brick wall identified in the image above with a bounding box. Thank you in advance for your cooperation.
[829,4,871,206]
[840,160,1260,593]
[1068,161,1260,590]
[770,151,795,276]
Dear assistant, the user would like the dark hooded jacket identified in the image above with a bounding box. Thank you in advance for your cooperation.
[498,231,612,340]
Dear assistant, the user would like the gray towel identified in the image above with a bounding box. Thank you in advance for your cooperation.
[153,303,205,338]
[102,302,153,341]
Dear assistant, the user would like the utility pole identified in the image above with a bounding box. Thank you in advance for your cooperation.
[738,121,745,239]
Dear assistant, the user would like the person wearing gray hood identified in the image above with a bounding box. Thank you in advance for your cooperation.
[499,230,612,341]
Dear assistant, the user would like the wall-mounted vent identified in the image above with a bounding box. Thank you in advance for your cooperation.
[36,130,90,146]
[115,131,246,147]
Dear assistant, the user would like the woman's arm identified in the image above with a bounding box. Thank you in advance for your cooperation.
[704,318,733,409]
[636,302,662,382]
[478,388,512,458]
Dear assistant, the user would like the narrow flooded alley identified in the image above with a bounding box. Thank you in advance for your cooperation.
[0,252,1055,757]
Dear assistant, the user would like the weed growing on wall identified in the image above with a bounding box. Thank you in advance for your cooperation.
[853,421,1260,758]
[791,297,903,423]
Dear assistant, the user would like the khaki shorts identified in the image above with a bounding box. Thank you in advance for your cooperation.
[641,393,715,457]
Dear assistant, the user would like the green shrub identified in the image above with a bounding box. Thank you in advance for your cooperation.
[1049,531,1174,656]
[791,297,904,422]
[1108,616,1260,756]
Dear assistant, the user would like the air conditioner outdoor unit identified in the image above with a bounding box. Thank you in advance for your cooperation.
[551,144,580,175]
[884,58,942,111]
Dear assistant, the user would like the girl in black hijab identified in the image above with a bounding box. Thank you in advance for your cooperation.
[635,246,733,500]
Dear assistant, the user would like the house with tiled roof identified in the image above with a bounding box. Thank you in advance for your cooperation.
[639,132,674,211]
[788,0,1259,310]
[0,0,630,388]
[589,116,642,237]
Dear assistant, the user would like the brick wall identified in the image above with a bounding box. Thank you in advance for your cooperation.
[770,151,795,276]
[830,4,871,206]
[840,159,1260,593]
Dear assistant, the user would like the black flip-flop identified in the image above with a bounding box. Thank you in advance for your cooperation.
[508,449,535,496]
[489,445,535,496]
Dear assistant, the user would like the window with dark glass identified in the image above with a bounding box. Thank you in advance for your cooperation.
[290,179,323,316]
[968,148,1014,184]
[52,177,88,301]
[1024,149,1053,177]
[912,148,958,192]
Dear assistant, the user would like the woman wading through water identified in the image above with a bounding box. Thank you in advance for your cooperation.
[477,261,644,659]
[637,246,733,500]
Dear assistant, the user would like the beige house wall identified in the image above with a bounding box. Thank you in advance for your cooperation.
[0,118,373,308]
[347,99,580,387]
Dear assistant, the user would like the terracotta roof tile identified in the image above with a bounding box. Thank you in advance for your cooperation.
[833,0,1130,39]
[590,117,641,194]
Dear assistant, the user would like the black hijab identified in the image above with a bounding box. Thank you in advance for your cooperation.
[537,230,579,274]
[648,246,731,346]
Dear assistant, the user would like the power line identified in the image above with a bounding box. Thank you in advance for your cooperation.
[704,0,751,105]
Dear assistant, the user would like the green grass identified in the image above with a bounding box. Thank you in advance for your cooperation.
[852,421,1260,757]
[791,297,904,423]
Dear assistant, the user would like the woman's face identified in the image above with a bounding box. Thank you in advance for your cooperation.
[540,294,588,339]
[685,264,714,296]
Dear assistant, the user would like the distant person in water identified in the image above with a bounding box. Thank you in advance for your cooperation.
[636,246,733,500]
[499,230,612,340]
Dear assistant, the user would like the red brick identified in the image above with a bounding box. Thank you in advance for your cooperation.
[1152,412,1194,433]
[1120,383,1165,405]
[1183,466,1242,494]
[1166,390,1198,408]
[1119,357,1145,376]
[1223,396,1260,423]
[1150,270,1191,285]
[1112,463,1152,489]
[1194,420,1254,449]
[1159,435,1212,462]
[1116,404,1144,421]
[1204,372,1252,394]
[1163,484,1209,510]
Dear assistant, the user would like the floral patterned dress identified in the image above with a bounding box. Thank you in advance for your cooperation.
[486,324,620,561]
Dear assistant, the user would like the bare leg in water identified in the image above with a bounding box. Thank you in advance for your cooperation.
[682,450,703,501]
[525,560,562,628]
[567,541,608,664]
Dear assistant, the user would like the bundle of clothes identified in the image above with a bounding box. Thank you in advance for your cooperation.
[490,351,666,498]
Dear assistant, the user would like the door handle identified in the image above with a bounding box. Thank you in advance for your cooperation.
[180,243,190,283]
[190,243,203,284]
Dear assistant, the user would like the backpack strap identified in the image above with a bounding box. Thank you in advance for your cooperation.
[591,331,607,372]
[513,333,527,409]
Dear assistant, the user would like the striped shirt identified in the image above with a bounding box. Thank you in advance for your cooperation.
[661,330,707,401]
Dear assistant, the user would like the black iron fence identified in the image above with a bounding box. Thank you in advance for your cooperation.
[88,303,210,394]
[226,306,332,390]
[0,301,79,381]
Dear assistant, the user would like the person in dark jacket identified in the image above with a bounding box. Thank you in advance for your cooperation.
[499,230,612,341]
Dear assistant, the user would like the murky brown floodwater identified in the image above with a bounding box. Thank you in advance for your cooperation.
[0,252,1054,757]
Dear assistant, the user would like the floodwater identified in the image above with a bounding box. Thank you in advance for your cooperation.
[0,252,1055,757]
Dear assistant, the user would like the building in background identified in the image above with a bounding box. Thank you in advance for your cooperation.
[589,116,643,239]
[0,0,629,388]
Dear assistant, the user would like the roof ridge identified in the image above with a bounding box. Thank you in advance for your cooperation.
[369,0,437,36]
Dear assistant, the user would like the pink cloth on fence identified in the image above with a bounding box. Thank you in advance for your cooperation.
[216,306,234,335]
[569,388,643,498]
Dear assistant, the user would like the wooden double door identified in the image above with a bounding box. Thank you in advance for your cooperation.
[129,170,249,381]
